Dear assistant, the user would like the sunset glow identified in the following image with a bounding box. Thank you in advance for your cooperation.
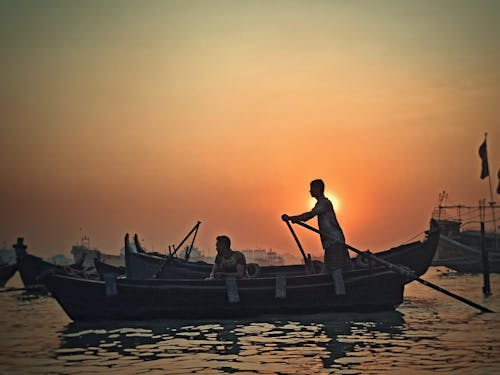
[309,192,341,213]
[0,1,499,259]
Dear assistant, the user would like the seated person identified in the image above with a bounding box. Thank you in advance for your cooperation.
[207,235,246,279]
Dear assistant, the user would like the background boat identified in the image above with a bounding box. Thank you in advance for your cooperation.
[0,263,17,287]
[124,220,439,280]
[431,192,500,273]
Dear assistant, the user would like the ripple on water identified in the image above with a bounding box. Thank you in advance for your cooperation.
[0,271,499,374]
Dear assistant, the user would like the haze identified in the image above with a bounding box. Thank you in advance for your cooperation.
[1,1,499,258]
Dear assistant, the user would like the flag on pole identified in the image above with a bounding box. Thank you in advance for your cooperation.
[479,140,489,179]
[497,168,500,194]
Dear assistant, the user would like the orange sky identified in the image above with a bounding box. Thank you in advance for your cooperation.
[1,1,499,258]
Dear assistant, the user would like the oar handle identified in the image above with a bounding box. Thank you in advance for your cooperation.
[285,220,307,261]
[283,218,313,273]
[292,219,494,313]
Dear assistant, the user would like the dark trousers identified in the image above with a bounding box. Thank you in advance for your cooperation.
[324,243,352,271]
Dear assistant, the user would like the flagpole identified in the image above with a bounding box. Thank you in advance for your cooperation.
[482,133,498,254]
[484,134,494,203]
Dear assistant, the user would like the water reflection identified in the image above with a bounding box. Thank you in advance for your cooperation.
[2,270,499,374]
[57,312,405,374]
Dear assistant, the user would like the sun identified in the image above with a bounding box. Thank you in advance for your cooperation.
[309,191,341,212]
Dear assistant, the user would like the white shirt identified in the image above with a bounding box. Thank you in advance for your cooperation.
[310,197,345,249]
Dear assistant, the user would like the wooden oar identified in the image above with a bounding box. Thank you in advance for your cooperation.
[0,287,28,293]
[284,219,313,274]
[287,219,494,313]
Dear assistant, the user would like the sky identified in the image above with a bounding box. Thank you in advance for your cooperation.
[1,0,499,259]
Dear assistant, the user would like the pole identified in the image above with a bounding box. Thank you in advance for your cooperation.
[289,219,493,313]
[169,221,202,259]
[480,221,491,295]
[482,133,498,257]
[184,222,201,261]
[284,219,312,273]
[153,221,202,278]
[284,220,307,262]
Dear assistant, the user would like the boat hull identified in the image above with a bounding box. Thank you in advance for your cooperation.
[0,264,17,287]
[45,268,406,321]
[16,253,61,288]
[432,235,500,273]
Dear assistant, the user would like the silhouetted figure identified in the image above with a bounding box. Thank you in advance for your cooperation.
[282,179,352,271]
[207,236,246,279]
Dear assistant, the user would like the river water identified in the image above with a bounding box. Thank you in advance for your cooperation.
[0,267,498,374]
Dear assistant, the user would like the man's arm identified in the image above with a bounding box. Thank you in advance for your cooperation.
[217,263,245,278]
[206,262,219,280]
[289,211,316,223]
[283,201,328,223]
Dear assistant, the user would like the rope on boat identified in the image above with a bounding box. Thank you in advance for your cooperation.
[398,230,426,246]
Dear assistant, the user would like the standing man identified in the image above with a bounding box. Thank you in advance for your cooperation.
[282,179,352,271]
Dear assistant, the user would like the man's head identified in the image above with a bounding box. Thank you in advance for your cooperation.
[309,179,325,199]
[216,235,231,255]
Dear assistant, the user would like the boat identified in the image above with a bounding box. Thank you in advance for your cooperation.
[94,259,126,280]
[432,230,500,273]
[44,265,408,321]
[0,263,17,287]
[125,238,212,279]
[71,234,125,269]
[431,193,500,273]
[42,221,440,321]
[124,220,440,280]
[14,238,99,289]
[240,248,285,266]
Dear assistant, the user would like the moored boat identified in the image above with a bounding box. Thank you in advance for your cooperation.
[0,263,17,287]
[431,193,500,273]
[14,238,99,289]
[432,234,500,273]
[124,220,440,280]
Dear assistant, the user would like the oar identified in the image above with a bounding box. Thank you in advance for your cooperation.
[287,219,494,313]
[284,219,313,274]
[0,287,28,293]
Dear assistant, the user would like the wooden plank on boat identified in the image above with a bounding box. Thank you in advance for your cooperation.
[332,269,346,296]
[103,273,118,297]
[225,277,240,303]
[275,274,286,299]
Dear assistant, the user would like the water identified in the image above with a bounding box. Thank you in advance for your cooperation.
[0,268,499,374]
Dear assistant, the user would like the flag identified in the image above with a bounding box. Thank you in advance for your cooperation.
[497,168,500,194]
[479,140,489,179]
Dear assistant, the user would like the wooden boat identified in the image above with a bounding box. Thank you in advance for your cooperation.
[44,266,407,321]
[431,194,500,273]
[94,259,126,280]
[432,233,500,273]
[42,221,440,321]
[0,263,17,287]
[14,239,99,289]
[71,235,125,269]
[15,247,62,289]
[124,220,440,280]
[363,225,439,277]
